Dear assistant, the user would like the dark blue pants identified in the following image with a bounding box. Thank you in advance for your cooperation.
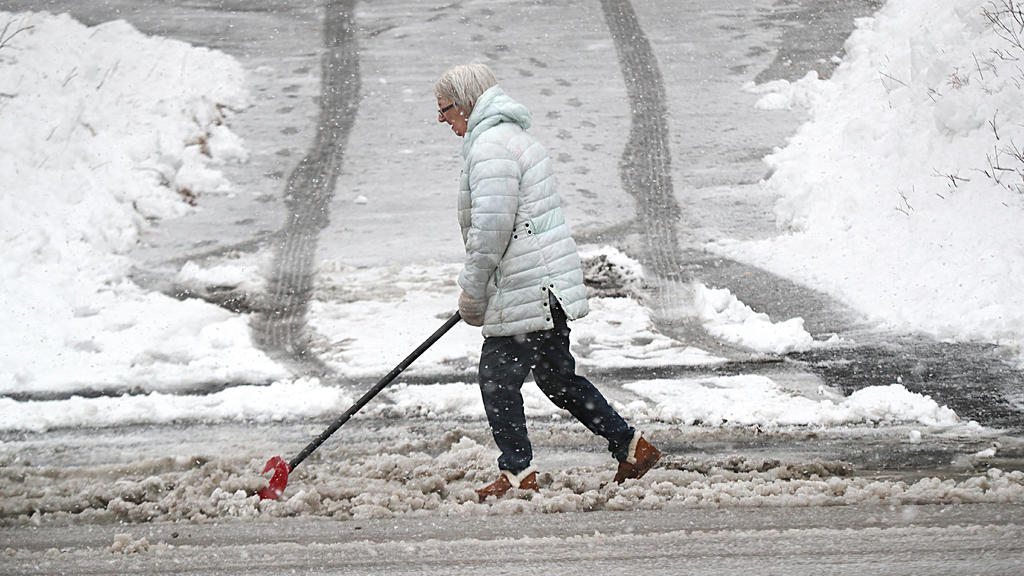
[478,297,635,474]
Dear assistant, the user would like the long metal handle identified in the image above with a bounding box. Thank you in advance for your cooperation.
[288,311,463,470]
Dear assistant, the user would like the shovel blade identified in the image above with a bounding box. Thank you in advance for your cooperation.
[257,456,291,500]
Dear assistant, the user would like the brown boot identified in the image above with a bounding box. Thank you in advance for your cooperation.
[614,433,662,483]
[475,468,538,503]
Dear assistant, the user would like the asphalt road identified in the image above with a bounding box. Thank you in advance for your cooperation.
[4,505,1022,575]
[1,0,1023,573]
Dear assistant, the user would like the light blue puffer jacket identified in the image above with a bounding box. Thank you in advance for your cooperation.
[457,86,589,337]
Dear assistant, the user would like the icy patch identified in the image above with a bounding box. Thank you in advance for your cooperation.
[693,283,813,354]
[622,376,959,427]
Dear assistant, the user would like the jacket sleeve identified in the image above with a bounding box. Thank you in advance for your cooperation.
[458,140,520,303]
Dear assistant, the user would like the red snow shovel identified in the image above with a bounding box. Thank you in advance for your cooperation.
[257,311,463,500]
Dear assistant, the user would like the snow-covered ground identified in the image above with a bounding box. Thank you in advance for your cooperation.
[2,0,1022,440]
[728,0,1024,361]
[6,432,1022,524]
[2,5,1024,573]
[0,12,287,398]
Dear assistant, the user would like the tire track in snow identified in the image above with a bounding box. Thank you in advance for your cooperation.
[253,0,360,372]
[598,0,702,340]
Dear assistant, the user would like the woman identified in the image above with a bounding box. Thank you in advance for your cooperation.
[435,63,662,502]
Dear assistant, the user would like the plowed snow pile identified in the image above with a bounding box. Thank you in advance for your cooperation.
[730,0,1024,361]
[0,12,286,396]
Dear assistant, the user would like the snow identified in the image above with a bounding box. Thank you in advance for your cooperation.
[0,4,1023,545]
[0,378,353,433]
[719,0,1024,363]
[0,11,286,396]
[693,282,814,354]
[0,367,964,434]
[622,378,959,427]
[307,257,728,380]
[108,534,150,555]
[744,71,825,111]
[0,1,1018,440]
[4,434,1022,525]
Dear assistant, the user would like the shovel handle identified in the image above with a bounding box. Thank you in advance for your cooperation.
[288,311,463,470]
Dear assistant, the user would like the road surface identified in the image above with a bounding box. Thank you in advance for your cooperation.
[1,0,1022,574]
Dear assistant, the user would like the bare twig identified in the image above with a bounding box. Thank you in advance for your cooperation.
[933,169,971,190]
[948,66,971,89]
[1005,140,1024,164]
[61,67,78,88]
[895,188,915,216]
[0,21,34,51]
[984,1,1024,56]
[879,71,909,90]
[977,139,1024,195]
[978,145,1010,183]
[95,61,119,91]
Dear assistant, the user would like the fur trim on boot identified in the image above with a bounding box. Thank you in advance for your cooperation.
[614,432,662,483]
[476,467,538,502]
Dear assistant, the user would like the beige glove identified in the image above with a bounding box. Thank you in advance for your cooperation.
[458,290,486,327]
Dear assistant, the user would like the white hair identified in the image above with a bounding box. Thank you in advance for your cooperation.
[434,63,498,114]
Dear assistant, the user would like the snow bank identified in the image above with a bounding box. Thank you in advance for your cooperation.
[623,377,959,427]
[0,378,350,433]
[1,372,963,433]
[0,12,286,395]
[720,0,1024,361]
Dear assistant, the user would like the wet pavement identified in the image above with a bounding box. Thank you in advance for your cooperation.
[1,1,1023,570]
[3,503,1021,575]
[250,0,360,370]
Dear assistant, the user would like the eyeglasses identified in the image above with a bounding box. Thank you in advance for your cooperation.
[437,103,455,120]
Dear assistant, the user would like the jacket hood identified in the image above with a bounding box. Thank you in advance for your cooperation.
[462,86,532,158]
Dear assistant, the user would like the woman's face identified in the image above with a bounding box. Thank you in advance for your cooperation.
[437,98,469,137]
